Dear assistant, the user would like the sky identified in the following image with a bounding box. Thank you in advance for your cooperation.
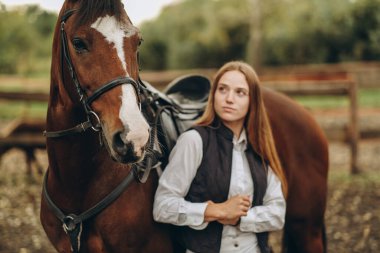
[0,0,175,25]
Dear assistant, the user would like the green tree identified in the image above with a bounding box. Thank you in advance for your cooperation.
[0,8,36,73]
[0,4,56,75]
[260,0,354,65]
[350,0,380,60]
[139,0,380,69]
[140,0,251,70]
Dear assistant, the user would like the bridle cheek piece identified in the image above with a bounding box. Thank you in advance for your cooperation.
[44,9,142,138]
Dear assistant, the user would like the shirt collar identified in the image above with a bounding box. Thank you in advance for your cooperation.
[232,129,247,151]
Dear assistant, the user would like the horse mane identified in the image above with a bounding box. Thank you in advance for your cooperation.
[72,0,124,26]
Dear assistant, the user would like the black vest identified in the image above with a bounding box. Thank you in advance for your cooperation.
[174,124,270,253]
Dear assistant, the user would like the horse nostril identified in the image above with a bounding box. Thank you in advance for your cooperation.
[112,131,130,155]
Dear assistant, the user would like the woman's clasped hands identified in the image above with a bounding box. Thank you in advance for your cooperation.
[204,195,251,226]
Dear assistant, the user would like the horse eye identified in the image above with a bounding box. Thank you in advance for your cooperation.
[72,38,88,53]
[138,38,143,46]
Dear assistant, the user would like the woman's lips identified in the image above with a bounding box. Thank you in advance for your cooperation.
[222,107,236,112]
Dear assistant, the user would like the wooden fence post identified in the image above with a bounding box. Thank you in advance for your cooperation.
[349,79,359,174]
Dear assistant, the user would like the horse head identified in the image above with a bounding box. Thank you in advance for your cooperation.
[48,0,149,164]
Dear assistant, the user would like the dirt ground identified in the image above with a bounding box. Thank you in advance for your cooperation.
[0,114,379,253]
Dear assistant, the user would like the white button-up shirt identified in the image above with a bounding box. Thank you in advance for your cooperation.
[153,129,286,253]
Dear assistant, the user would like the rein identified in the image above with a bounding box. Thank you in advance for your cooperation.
[42,170,135,252]
[42,9,164,253]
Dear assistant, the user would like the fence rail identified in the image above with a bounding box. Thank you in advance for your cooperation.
[263,80,351,96]
[142,70,360,174]
[263,79,359,174]
[0,91,49,102]
[0,72,360,173]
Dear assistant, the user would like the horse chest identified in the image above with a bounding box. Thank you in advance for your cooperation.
[45,213,154,253]
[42,181,159,253]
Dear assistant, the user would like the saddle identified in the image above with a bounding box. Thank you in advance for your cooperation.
[141,74,211,169]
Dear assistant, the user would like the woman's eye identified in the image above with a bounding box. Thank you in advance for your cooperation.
[218,86,227,93]
[72,38,88,53]
[237,90,248,97]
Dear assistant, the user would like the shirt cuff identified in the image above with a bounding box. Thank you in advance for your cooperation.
[239,209,256,232]
[179,202,209,230]
[238,206,285,233]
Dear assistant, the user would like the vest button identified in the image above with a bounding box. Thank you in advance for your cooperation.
[234,243,239,247]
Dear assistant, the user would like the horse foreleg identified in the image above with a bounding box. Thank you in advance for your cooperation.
[283,221,326,253]
[142,229,174,253]
[25,148,34,178]
[24,148,44,178]
[32,149,44,175]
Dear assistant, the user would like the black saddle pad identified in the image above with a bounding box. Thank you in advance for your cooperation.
[145,74,211,167]
[163,74,210,108]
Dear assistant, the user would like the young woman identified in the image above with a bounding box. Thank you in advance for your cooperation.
[153,61,287,253]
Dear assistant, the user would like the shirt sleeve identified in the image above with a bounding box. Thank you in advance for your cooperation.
[153,130,209,229]
[239,166,286,233]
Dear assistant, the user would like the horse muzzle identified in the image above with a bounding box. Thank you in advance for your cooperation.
[111,128,149,163]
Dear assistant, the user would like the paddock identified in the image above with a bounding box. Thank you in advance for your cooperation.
[0,65,379,252]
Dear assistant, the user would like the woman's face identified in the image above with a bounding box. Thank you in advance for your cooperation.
[214,70,250,128]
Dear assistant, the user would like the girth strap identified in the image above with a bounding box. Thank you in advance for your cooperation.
[42,169,135,252]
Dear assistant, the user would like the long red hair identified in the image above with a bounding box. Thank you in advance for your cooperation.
[196,61,288,197]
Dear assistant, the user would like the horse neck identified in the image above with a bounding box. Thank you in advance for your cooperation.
[46,73,104,185]
[45,88,136,211]
[49,122,94,178]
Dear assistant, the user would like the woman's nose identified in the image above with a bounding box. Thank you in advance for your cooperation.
[226,91,234,103]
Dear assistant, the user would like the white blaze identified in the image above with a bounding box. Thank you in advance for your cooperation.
[119,85,140,130]
[91,15,149,154]
[91,15,137,72]
[119,85,149,149]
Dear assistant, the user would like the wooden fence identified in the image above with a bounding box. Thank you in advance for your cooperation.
[0,72,360,173]
[263,79,359,174]
[141,70,360,174]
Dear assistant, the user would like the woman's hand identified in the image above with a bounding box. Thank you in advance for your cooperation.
[204,195,251,223]
[220,195,251,220]
[218,217,240,226]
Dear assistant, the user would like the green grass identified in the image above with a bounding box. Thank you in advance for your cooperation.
[0,101,47,119]
[0,77,379,119]
[328,169,380,185]
[0,75,49,119]
[295,95,349,109]
[359,88,380,107]
[293,88,380,109]
[0,75,49,93]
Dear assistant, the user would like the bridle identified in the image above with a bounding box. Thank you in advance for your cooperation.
[44,9,142,138]
[42,9,162,253]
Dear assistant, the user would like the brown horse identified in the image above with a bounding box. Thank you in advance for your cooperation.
[40,1,328,253]
[263,89,328,253]
[40,0,172,252]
